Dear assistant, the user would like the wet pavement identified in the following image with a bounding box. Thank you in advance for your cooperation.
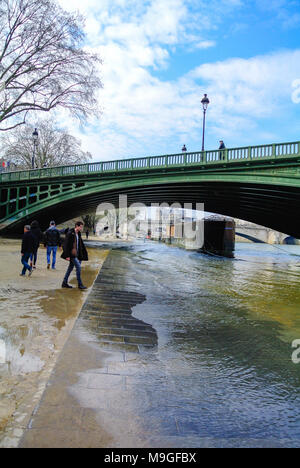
[0,239,109,447]
[2,239,300,447]
[19,250,162,448]
[80,254,157,353]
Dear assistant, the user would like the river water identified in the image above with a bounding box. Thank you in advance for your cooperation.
[84,240,300,447]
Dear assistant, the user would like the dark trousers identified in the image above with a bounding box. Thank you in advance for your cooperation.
[63,257,83,286]
[30,247,38,266]
[21,252,32,275]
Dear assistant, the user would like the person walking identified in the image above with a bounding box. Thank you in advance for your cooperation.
[44,221,61,270]
[30,220,43,269]
[219,140,226,160]
[86,229,89,240]
[21,225,35,276]
[61,221,88,289]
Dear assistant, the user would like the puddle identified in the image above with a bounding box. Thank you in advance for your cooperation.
[0,238,109,442]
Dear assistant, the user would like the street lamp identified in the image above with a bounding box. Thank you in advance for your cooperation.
[32,128,38,169]
[201,94,210,152]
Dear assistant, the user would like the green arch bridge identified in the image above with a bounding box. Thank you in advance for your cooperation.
[1,140,300,236]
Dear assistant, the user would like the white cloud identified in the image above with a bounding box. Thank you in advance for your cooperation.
[74,46,300,159]
[55,0,300,160]
[194,40,216,49]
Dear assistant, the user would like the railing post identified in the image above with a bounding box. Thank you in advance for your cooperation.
[272,144,276,158]
[224,149,228,162]
[248,147,252,159]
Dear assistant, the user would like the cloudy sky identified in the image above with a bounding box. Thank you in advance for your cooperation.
[57,0,300,161]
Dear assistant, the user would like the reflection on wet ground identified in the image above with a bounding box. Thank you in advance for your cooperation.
[79,253,157,352]
[0,238,108,445]
[3,238,300,447]
[19,241,300,447]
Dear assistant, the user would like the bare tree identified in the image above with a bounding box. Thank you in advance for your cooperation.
[82,213,101,232]
[2,119,92,168]
[0,0,102,131]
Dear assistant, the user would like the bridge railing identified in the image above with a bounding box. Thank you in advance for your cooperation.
[0,140,299,183]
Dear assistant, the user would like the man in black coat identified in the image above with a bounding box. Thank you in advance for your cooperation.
[61,221,88,289]
[44,220,61,270]
[21,225,35,276]
[219,140,226,160]
[30,220,43,269]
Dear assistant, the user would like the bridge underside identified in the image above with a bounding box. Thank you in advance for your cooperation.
[2,181,299,238]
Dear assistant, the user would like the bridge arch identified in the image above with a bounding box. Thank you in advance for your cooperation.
[0,140,300,236]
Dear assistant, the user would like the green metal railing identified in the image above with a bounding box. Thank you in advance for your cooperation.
[0,140,299,184]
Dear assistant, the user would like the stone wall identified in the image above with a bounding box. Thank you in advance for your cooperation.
[235,219,300,244]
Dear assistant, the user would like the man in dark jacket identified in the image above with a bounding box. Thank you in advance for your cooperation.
[21,225,35,276]
[219,140,226,160]
[44,221,61,270]
[30,220,43,269]
[61,221,88,289]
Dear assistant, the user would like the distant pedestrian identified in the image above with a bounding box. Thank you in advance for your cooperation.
[86,229,89,240]
[44,221,61,270]
[182,144,187,152]
[219,140,226,160]
[61,221,88,290]
[30,220,43,269]
[93,228,96,236]
[20,225,35,276]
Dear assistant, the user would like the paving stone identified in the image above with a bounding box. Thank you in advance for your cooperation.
[97,327,154,337]
[96,341,140,353]
[96,312,133,319]
[29,406,83,430]
[68,387,110,410]
[86,373,125,390]
[98,334,125,343]
[124,336,157,345]
[120,323,155,331]
[20,429,82,448]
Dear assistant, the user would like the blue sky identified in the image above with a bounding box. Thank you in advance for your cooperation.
[57,0,300,161]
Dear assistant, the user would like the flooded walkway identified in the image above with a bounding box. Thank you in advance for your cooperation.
[0,239,109,447]
[19,250,161,448]
[2,239,300,447]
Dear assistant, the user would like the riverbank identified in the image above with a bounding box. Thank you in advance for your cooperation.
[2,239,300,447]
[0,239,109,447]
[19,242,300,447]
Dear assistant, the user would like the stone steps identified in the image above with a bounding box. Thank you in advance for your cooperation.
[77,252,158,353]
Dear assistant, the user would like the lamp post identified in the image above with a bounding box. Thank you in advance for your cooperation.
[201,94,210,152]
[32,128,38,169]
